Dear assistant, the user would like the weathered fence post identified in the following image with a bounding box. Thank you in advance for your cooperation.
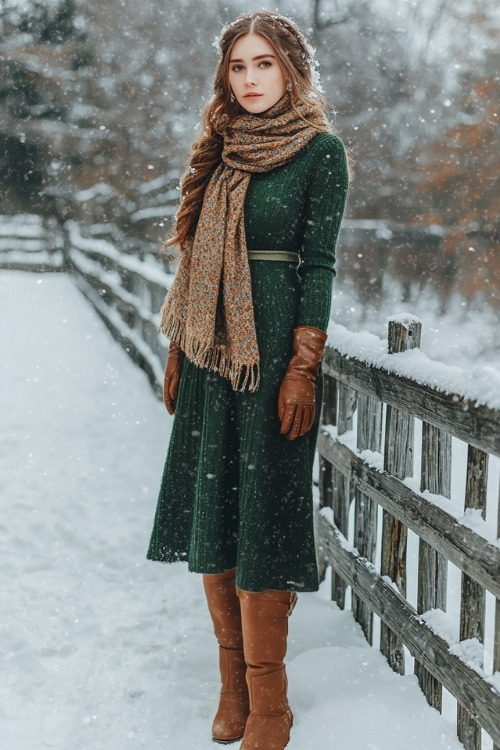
[457,446,488,750]
[352,391,383,643]
[319,376,338,511]
[415,421,451,709]
[332,382,356,607]
[380,315,421,674]
[322,372,337,428]
[318,376,337,581]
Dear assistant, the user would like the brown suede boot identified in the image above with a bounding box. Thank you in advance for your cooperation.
[203,569,250,744]
[237,589,297,750]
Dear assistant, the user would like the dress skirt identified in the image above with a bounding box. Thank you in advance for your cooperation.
[147,259,321,592]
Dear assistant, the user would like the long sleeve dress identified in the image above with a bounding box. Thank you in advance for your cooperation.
[147,132,349,592]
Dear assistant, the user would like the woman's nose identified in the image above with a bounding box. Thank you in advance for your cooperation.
[245,67,256,85]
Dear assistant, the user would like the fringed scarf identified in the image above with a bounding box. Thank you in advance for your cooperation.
[159,97,331,391]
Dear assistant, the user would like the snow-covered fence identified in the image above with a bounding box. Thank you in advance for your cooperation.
[64,221,171,393]
[317,316,500,750]
[0,214,172,393]
[0,214,65,271]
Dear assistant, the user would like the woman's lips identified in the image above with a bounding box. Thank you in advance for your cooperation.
[244,93,262,98]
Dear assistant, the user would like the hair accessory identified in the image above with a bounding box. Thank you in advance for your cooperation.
[286,81,292,92]
[230,92,235,103]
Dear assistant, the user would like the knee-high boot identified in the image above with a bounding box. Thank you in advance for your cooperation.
[203,569,250,744]
[237,589,297,750]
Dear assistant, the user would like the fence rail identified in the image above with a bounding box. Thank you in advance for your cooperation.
[316,316,500,750]
[0,213,64,271]
[1,213,499,749]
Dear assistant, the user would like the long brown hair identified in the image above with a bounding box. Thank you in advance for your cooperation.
[164,11,332,254]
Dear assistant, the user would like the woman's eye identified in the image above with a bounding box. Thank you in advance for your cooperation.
[231,65,244,72]
[259,61,272,68]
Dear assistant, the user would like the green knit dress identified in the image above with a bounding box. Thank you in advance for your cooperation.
[147,133,349,592]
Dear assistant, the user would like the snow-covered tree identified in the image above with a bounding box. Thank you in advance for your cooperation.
[1,0,498,250]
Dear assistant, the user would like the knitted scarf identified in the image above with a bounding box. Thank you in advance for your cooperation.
[159,97,331,392]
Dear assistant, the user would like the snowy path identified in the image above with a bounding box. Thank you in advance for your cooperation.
[0,271,464,750]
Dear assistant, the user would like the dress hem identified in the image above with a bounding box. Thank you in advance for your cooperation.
[146,554,320,593]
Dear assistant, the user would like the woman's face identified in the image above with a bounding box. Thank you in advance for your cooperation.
[228,33,286,114]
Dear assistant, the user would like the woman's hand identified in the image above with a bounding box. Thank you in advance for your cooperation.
[278,326,327,441]
[163,342,185,415]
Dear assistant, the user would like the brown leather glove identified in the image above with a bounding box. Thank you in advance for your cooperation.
[163,341,184,415]
[278,325,328,441]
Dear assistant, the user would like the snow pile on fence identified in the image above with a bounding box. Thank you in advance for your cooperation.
[327,319,500,410]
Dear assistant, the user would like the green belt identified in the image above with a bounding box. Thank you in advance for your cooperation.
[247,250,300,263]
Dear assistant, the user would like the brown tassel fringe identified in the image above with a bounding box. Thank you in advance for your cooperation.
[159,311,260,393]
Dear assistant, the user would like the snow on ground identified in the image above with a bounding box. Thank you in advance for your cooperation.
[0,271,464,750]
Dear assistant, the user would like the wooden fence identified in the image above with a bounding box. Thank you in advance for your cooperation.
[317,316,500,750]
[0,214,171,394]
[63,220,171,393]
[0,213,64,272]
[1,214,499,748]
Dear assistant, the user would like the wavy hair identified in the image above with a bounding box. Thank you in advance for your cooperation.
[164,11,333,254]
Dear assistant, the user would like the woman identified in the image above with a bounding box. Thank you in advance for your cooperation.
[148,11,349,749]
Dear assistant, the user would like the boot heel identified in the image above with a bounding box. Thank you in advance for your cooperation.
[211,646,248,743]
